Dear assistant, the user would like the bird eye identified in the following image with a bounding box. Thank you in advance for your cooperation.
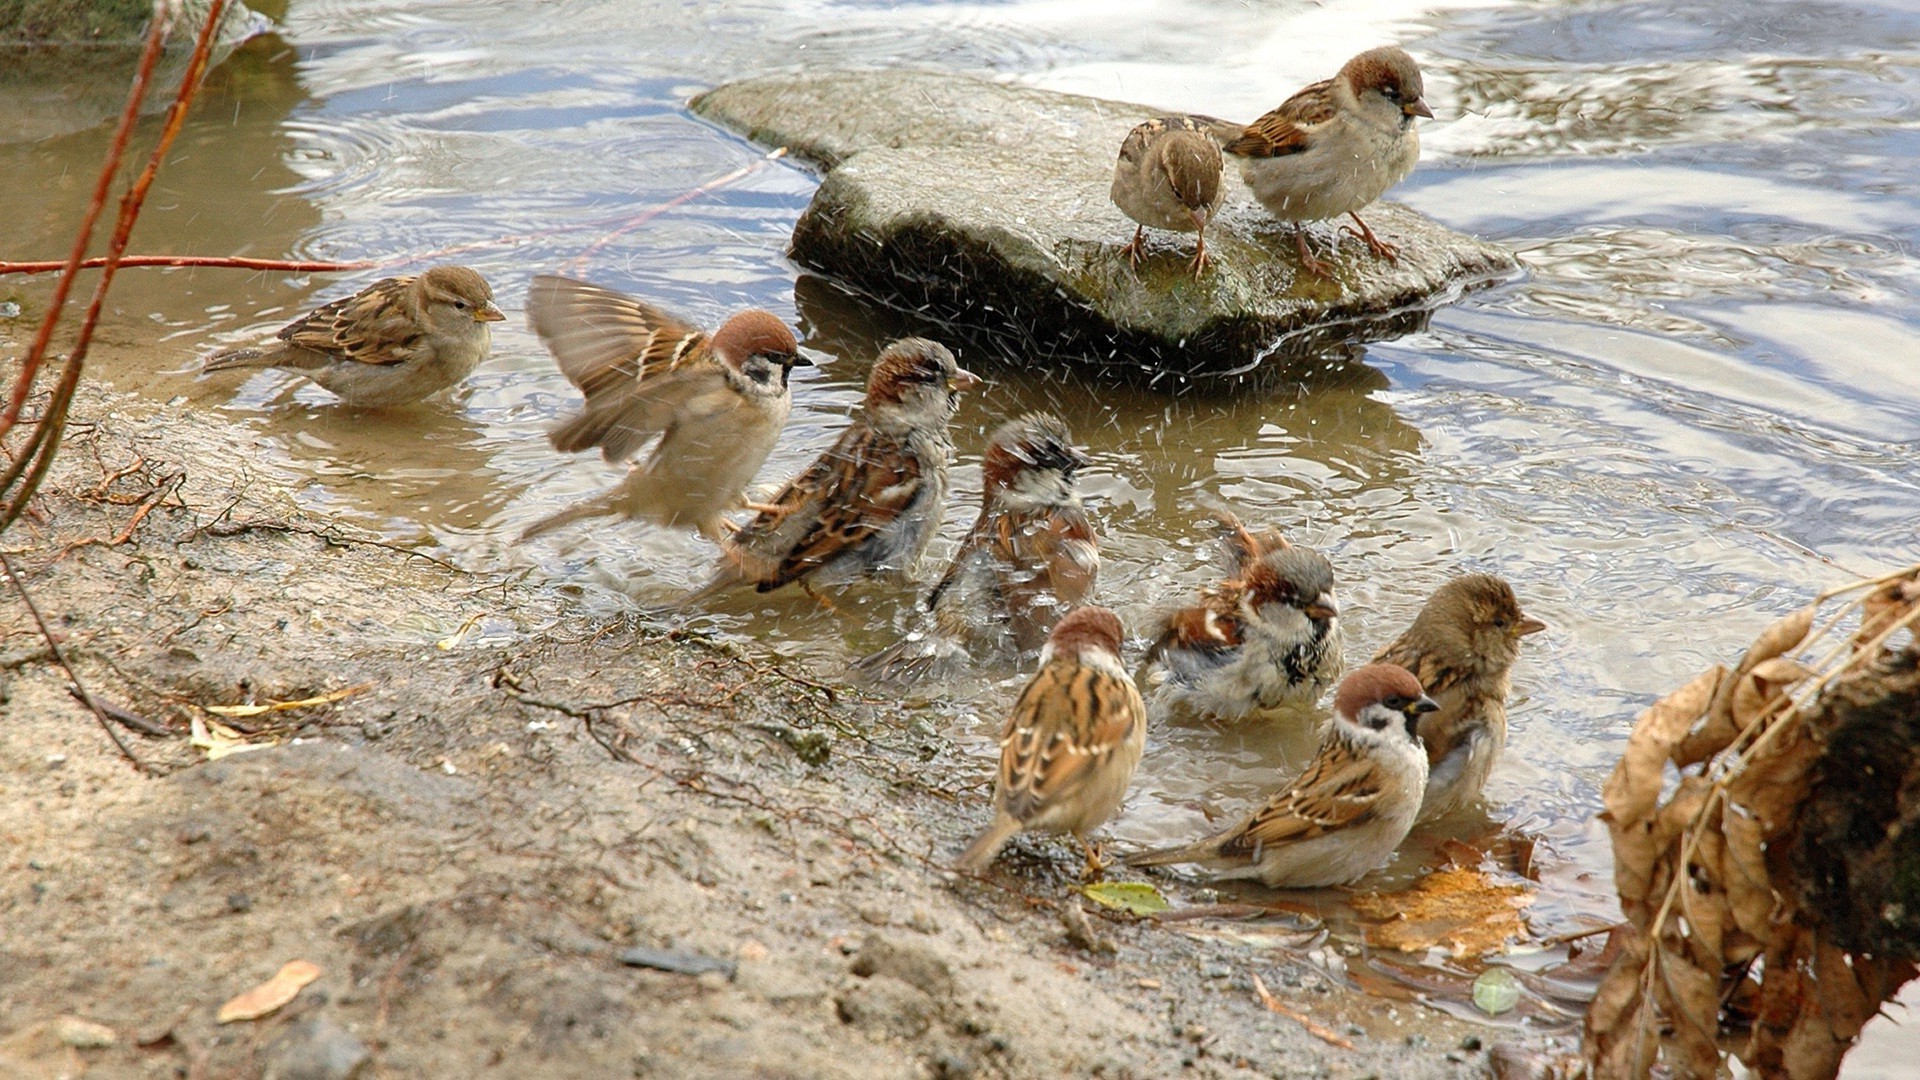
[1382,86,1402,101]
[453,300,469,310]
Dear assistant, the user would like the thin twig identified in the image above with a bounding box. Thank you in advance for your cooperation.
[1251,971,1354,1050]
[2,552,151,773]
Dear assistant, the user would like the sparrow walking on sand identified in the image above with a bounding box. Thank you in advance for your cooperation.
[518,275,809,543]
[957,606,1147,876]
[1203,46,1431,278]
[203,265,504,407]
[1111,115,1227,277]
[1125,663,1436,888]
[1372,573,1545,822]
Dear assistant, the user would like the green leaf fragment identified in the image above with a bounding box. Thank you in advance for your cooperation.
[1472,967,1522,1016]
[1081,881,1170,916]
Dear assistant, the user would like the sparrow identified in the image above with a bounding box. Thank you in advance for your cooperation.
[854,412,1098,684]
[1142,516,1343,724]
[1110,115,1226,278]
[1125,663,1437,888]
[956,606,1147,875]
[516,275,809,543]
[1372,573,1546,823]
[203,264,504,407]
[690,337,980,604]
[1201,46,1431,278]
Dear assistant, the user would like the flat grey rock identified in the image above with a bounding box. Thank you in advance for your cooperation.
[692,70,1519,381]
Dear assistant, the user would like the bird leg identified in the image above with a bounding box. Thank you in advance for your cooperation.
[1341,212,1399,262]
[1121,225,1148,271]
[1077,834,1109,881]
[1188,227,1212,279]
[1294,226,1334,279]
[798,579,841,614]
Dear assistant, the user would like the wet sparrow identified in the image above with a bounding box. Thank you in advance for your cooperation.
[1111,115,1226,278]
[1142,517,1342,723]
[1202,46,1431,278]
[690,338,980,603]
[855,412,1098,684]
[957,606,1147,874]
[203,264,504,407]
[1125,663,1436,887]
[1372,573,1545,823]
[518,275,809,543]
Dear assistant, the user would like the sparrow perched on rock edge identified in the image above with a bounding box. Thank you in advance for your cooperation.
[1142,516,1343,724]
[956,606,1148,876]
[1199,46,1431,278]
[1371,573,1545,823]
[1125,663,1436,888]
[1111,115,1227,278]
[854,411,1098,685]
[203,264,504,408]
[517,275,809,543]
[688,337,980,605]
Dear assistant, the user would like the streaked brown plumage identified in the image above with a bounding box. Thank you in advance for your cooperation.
[1110,115,1226,277]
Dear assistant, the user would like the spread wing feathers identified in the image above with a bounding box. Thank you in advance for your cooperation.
[1000,507,1099,648]
[1144,593,1244,667]
[528,275,716,461]
[995,662,1144,825]
[1221,79,1337,158]
[277,276,422,366]
[725,423,922,590]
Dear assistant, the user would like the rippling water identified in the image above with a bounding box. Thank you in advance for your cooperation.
[4,0,1919,1060]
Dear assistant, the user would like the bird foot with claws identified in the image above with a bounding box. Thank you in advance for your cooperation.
[1342,212,1399,262]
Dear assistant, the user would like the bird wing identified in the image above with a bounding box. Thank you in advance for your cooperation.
[1144,590,1244,667]
[1217,730,1387,853]
[279,276,422,366]
[724,422,923,590]
[1221,79,1337,158]
[998,504,1099,646]
[1371,635,1468,699]
[996,659,1145,824]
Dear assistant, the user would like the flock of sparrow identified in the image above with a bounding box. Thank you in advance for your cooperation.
[199,46,1542,889]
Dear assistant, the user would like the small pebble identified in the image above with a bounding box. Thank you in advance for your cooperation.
[55,1015,117,1049]
[1461,1035,1483,1052]
[227,893,253,914]
[1136,978,1162,990]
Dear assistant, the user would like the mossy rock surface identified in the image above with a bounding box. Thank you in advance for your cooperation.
[693,70,1519,381]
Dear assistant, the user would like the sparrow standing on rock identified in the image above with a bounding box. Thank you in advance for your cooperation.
[1203,46,1431,278]
[518,275,809,543]
[1142,518,1343,723]
[203,265,504,407]
[690,338,980,605]
[957,606,1147,876]
[1372,574,1545,823]
[1110,115,1227,277]
[1125,663,1436,888]
[855,412,1098,683]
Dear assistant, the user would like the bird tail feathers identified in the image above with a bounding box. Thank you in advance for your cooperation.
[955,813,1022,872]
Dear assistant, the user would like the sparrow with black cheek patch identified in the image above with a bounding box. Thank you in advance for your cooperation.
[1142,518,1343,723]
[1372,573,1545,823]
[689,338,980,605]
[517,276,809,543]
[1201,46,1431,278]
[1125,663,1436,888]
[203,264,505,407]
[1111,115,1227,278]
[855,412,1098,684]
[957,606,1147,876]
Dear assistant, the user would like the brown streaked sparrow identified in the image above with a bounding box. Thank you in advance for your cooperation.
[203,264,504,407]
[1372,573,1546,823]
[1142,519,1343,724]
[690,338,980,603]
[1202,46,1431,278]
[957,606,1147,874]
[1125,663,1436,888]
[517,275,809,543]
[855,412,1098,684]
[1111,115,1227,278]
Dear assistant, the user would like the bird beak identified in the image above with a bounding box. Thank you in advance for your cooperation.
[1517,614,1547,636]
[476,301,507,323]
[1304,592,1338,621]
[1410,694,1440,715]
[786,351,815,368]
[1405,98,1434,119]
[949,368,984,392]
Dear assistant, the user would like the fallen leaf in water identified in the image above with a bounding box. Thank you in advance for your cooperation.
[216,960,321,1023]
[1473,967,1522,1015]
[1350,865,1535,957]
[204,683,371,718]
[1081,881,1169,916]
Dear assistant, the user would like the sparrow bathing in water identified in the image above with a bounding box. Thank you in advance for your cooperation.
[690,338,980,605]
[203,264,504,407]
[1202,46,1431,278]
[1125,663,1436,888]
[957,606,1147,876]
[854,412,1098,684]
[1372,573,1545,823]
[1110,115,1226,278]
[518,275,808,543]
[1142,516,1342,724]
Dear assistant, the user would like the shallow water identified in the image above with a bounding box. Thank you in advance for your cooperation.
[4,0,1919,1057]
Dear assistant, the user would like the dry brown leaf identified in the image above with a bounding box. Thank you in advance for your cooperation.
[1604,667,1722,830]
[1677,813,1730,968]
[1653,951,1720,1079]
[1738,605,1815,674]
[1729,656,1814,731]
[1725,721,1822,832]
[215,960,321,1023]
[1349,865,1534,957]
[1855,575,1920,652]
[1720,800,1775,945]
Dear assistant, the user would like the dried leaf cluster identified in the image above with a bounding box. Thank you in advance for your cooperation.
[1585,566,1920,1079]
